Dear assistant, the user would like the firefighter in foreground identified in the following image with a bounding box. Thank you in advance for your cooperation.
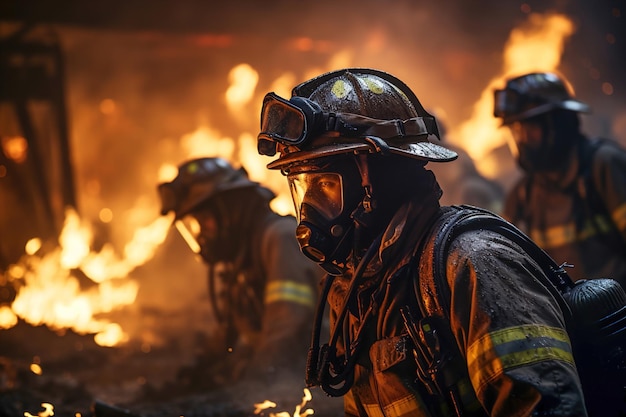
[256,68,588,416]
[157,157,324,406]
[494,72,626,289]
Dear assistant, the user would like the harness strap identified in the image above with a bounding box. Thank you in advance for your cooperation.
[417,205,574,323]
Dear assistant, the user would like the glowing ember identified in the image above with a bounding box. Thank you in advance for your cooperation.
[30,363,43,375]
[450,13,575,178]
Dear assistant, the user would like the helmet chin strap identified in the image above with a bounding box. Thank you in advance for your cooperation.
[355,154,376,214]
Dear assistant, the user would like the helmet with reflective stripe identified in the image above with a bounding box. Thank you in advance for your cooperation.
[494,72,591,125]
[258,68,457,171]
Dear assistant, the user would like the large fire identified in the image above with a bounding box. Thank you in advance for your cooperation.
[1,12,576,347]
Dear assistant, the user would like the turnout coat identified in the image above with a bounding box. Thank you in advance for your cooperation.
[327,196,588,417]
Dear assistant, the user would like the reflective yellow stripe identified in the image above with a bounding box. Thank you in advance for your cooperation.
[362,394,428,417]
[530,213,614,249]
[363,403,385,417]
[467,324,574,394]
[264,280,315,307]
[613,202,626,230]
[383,394,431,417]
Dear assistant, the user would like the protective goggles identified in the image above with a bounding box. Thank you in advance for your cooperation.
[258,93,326,156]
[288,172,343,222]
[493,88,522,118]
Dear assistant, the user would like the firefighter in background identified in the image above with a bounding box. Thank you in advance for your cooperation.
[494,72,626,289]
[256,68,587,416]
[426,117,504,213]
[157,157,322,404]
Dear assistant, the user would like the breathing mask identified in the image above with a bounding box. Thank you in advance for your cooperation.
[287,160,364,275]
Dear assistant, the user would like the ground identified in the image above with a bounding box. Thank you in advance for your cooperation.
[0,321,343,417]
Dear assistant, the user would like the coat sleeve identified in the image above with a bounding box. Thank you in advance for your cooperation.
[249,216,322,378]
[446,229,588,417]
[591,142,626,243]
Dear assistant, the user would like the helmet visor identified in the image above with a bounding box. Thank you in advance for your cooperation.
[259,93,307,145]
[288,172,343,222]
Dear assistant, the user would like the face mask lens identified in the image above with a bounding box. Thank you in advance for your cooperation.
[288,172,343,222]
[260,93,306,143]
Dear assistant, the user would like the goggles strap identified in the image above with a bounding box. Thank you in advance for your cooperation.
[336,115,434,139]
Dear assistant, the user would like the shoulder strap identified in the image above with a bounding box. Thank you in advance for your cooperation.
[417,205,573,322]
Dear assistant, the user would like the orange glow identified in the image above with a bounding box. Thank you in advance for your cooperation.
[1,135,28,163]
[99,208,114,223]
[292,37,314,52]
[99,99,117,115]
[191,34,233,48]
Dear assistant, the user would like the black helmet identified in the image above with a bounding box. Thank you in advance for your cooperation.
[494,72,590,125]
[257,68,457,171]
[257,69,452,274]
[158,157,269,219]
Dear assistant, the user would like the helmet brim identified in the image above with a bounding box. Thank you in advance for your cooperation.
[501,99,591,125]
[266,137,458,170]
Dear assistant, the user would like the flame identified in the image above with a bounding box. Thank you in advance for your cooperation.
[253,388,314,417]
[2,14,580,348]
[450,13,576,177]
[3,61,303,348]
[3,208,172,346]
[226,63,259,118]
[24,403,54,417]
